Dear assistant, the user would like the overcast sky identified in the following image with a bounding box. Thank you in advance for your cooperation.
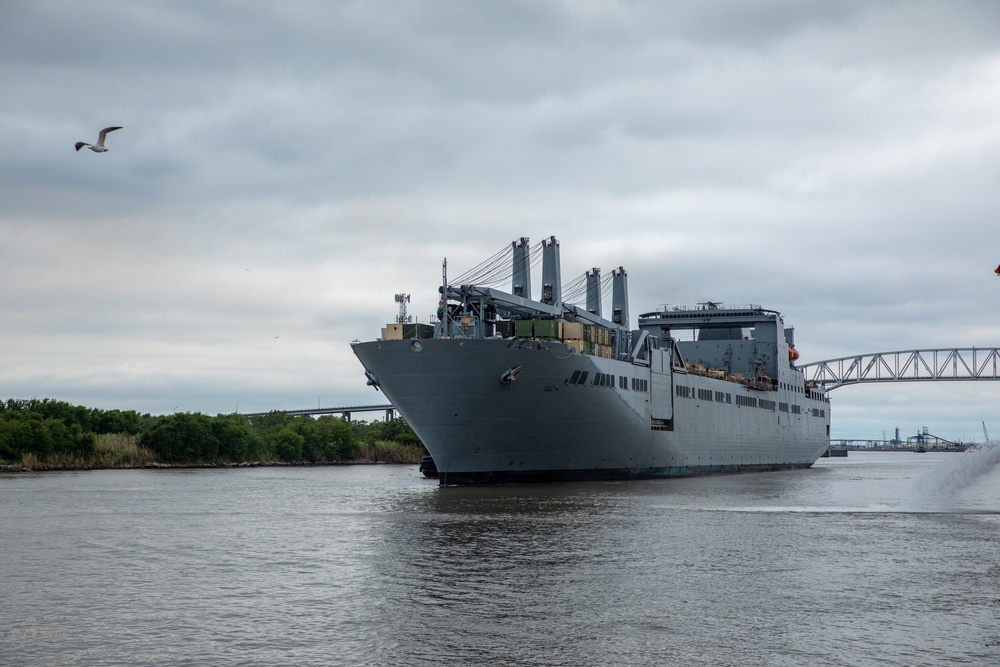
[3,1,1000,441]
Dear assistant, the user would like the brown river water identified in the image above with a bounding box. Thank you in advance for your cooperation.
[2,449,999,666]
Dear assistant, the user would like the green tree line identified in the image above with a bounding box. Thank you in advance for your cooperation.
[0,398,425,469]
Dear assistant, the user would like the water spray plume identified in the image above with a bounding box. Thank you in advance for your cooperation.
[911,443,1000,505]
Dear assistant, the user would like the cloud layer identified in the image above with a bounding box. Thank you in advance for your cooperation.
[3,1,1000,441]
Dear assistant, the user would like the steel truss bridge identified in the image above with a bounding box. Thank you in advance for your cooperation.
[248,348,1000,418]
[799,347,1000,390]
[242,404,395,421]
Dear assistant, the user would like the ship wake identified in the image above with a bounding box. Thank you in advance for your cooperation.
[910,443,1000,506]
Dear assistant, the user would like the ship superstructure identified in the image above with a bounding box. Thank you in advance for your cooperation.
[352,237,830,484]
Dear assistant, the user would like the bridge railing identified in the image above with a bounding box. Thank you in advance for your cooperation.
[799,347,1000,390]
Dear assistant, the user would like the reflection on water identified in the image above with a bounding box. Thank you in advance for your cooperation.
[361,455,1000,666]
[1,453,999,667]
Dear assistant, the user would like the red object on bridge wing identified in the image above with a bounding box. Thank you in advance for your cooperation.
[995,264,1000,276]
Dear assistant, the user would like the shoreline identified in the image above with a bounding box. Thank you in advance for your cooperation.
[0,459,409,474]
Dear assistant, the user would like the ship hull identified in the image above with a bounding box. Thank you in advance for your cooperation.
[352,338,830,485]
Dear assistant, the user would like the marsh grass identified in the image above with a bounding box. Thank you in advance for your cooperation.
[16,434,155,469]
[18,452,88,470]
[19,452,44,469]
[92,433,156,467]
[354,440,425,464]
[13,433,421,470]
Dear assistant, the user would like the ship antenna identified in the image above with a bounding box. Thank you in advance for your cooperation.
[394,293,411,323]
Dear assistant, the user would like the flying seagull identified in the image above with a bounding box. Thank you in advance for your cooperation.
[75,126,122,153]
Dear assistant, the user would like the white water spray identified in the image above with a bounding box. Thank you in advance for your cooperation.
[910,443,1000,505]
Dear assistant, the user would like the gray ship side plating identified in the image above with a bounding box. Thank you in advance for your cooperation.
[352,237,830,485]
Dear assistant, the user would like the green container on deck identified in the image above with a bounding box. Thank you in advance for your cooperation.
[403,323,435,339]
[514,320,534,337]
[533,319,562,339]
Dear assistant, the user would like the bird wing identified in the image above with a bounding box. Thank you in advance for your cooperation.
[75,142,89,151]
[96,126,123,146]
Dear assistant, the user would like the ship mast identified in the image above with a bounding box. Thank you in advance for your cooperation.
[541,236,562,308]
[586,268,602,317]
[612,267,629,329]
[441,257,448,337]
[512,237,531,298]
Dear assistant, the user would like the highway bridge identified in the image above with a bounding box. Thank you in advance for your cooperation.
[799,347,1000,390]
[242,404,395,421]
[246,347,1000,422]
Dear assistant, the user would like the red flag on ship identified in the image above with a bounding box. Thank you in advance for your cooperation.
[996,264,1000,277]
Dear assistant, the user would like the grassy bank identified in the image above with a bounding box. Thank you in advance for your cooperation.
[0,398,427,472]
[6,435,426,472]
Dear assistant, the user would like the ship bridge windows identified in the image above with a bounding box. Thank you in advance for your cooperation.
[567,370,589,385]
[592,372,616,388]
[632,378,648,392]
[780,381,806,394]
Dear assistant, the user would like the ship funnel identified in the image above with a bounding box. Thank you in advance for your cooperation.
[541,236,562,307]
[512,237,531,298]
[585,268,602,317]
[612,267,628,329]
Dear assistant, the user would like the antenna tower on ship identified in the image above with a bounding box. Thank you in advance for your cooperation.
[394,293,412,323]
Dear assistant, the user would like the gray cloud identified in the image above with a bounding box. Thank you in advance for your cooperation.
[2,0,1000,440]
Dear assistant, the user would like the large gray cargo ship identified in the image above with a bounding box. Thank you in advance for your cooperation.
[352,237,830,485]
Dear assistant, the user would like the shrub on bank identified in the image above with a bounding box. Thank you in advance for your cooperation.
[0,400,109,463]
[140,412,280,464]
[0,398,424,469]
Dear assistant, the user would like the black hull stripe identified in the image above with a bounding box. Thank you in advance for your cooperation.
[439,462,815,486]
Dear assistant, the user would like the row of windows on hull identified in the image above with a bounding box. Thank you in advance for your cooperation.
[562,371,826,418]
[566,370,649,393]
[676,383,826,418]
[777,380,828,402]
